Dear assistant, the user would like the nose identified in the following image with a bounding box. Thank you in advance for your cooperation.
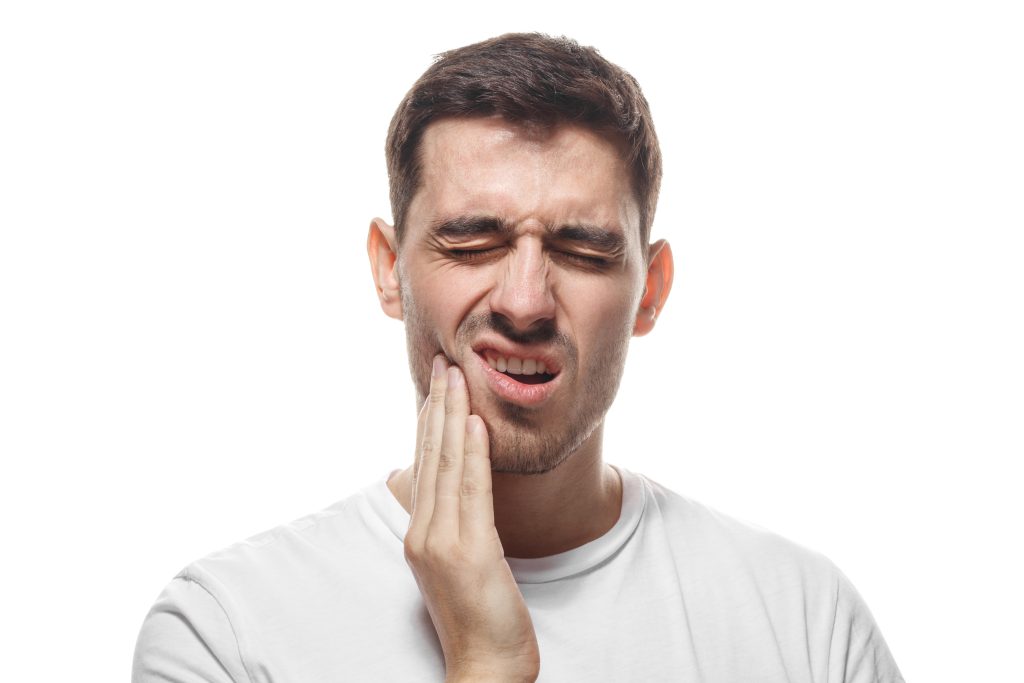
[488,238,556,334]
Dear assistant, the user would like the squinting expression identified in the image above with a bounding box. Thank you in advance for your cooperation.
[395,116,649,474]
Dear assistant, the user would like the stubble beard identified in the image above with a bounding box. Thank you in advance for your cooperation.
[479,339,631,475]
[402,293,633,476]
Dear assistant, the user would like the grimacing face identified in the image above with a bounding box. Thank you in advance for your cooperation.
[369,116,671,474]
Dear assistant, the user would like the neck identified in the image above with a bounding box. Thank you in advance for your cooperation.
[387,425,623,559]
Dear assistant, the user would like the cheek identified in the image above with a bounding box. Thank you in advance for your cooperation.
[401,288,443,350]
[422,264,493,313]
[560,277,639,330]
[399,271,451,397]
[557,278,640,376]
[402,267,490,349]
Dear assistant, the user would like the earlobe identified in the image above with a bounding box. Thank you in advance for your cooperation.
[633,239,674,337]
[367,217,403,320]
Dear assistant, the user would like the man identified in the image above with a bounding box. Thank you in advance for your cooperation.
[133,33,903,682]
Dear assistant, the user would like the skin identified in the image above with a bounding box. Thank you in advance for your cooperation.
[367,116,673,681]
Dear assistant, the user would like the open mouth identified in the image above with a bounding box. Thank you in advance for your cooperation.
[480,350,558,385]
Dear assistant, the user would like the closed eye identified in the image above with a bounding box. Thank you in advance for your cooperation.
[448,247,504,262]
[554,251,612,268]
[448,246,612,269]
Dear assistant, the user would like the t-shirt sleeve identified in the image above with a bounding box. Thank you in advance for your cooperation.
[132,575,252,683]
[827,569,905,683]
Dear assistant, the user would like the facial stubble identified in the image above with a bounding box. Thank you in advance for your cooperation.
[402,288,633,476]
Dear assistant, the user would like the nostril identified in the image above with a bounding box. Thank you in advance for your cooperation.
[486,313,558,346]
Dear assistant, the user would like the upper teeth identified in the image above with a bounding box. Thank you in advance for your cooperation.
[487,354,549,375]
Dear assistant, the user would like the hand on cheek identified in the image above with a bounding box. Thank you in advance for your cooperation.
[404,355,540,683]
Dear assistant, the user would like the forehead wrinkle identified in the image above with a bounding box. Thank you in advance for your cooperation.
[422,143,534,219]
[413,118,642,248]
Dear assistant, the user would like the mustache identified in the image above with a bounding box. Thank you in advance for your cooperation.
[460,312,569,348]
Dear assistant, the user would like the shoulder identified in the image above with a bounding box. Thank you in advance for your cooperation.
[641,473,835,562]
[633,471,905,682]
[180,480,393,600]
[133,569,250,683]
[636,471,847,597]
[133,478,400,682]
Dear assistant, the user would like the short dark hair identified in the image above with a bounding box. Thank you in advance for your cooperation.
[385,32,662,247]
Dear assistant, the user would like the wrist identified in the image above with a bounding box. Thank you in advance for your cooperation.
[445,662,538,683]
[446,675,537,683]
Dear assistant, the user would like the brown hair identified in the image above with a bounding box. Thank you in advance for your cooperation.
[385,32,662,246]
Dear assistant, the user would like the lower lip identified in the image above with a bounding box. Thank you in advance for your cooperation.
[474,352,561,407]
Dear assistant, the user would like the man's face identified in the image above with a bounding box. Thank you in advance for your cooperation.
[382,116,653,474]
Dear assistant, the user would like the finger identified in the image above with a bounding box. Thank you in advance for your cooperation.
[409,354,448,537]
[409,395,428,512]
[460,414,496,542]
[430,364,470,536]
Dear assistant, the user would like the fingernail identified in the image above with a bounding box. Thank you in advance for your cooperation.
[447,366,462,387]
[432,355,446,378]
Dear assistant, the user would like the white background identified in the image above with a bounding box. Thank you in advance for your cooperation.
[2,1,1021,680]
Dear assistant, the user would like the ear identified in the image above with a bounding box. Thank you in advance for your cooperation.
[367,217,403,320]
[633,239,674,337]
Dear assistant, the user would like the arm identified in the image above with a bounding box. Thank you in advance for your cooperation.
[132,575,251,683]
[828,570,905,683]
[403,356,540,683]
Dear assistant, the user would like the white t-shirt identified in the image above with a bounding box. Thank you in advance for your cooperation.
[132,466,904,682]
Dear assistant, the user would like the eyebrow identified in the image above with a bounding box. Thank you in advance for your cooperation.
[549,224,625,253]
[430,215,626,253]
[429,216,514,240]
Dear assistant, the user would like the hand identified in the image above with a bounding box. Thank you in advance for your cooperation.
[403,355,540,683]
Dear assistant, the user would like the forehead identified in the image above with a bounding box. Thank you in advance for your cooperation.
[409,117,640,242]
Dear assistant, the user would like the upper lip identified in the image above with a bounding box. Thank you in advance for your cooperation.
[471,338,564,374]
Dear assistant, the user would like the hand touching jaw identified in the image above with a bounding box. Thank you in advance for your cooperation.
[400,355,541,683]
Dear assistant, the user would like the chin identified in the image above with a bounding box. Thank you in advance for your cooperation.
[484,407,599,476]
[489,450,567,476]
